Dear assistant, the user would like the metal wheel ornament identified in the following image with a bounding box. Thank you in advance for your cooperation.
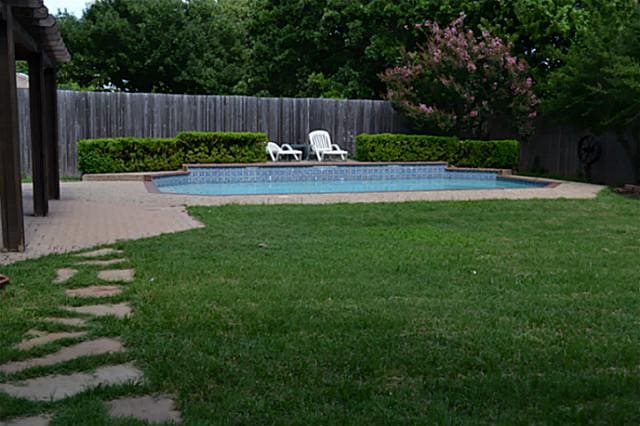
[577,135,602,166]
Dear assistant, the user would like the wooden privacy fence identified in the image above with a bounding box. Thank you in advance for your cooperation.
[17,89,407,177]
[520,119,639,185]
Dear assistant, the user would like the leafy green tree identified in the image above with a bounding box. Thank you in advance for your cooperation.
[57,0,250,94]
[55,0,637,104]
[545,4,640,182]
[244,0,633,99]
[244,0,437,98]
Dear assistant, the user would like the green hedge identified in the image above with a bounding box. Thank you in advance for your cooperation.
[176,131,267,164]
[78,132,268,174]
[355,133,520,169]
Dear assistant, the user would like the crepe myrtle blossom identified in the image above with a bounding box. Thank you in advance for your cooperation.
[381,13,538,139]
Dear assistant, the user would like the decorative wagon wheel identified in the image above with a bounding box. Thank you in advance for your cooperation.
[577,135,602,166]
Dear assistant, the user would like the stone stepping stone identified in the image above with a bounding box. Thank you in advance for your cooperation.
[0,414,51,426]
[65,285,123,298]
[15,330,87,351]
[76,248,123,258]
[76,258,127,267]
[42,317,88,327]
[106,395,182,423]
[97,269,134,283]
[62,302,131,318]
[0,338,125,374]
[53,268,78,284]
[0,363,143,402]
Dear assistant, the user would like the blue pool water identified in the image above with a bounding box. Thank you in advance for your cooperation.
[153,164,545,196]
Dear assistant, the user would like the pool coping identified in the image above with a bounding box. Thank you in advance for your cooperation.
[84,161,517,183]
[130,162,559,196]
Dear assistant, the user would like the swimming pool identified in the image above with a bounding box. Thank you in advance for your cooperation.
[151,163,546,196]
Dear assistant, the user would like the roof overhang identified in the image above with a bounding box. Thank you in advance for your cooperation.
[1,0,70,65]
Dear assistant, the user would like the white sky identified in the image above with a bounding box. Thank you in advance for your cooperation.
[45,0,93,17]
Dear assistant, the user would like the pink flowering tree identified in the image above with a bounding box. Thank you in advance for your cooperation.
[381,14,539,139]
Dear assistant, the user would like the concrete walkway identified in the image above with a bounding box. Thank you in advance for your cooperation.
[0,179,603,265]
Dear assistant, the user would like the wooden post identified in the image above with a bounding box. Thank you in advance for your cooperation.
[0,5,25,251]
[45,67,60,199]
[29,50,49,216]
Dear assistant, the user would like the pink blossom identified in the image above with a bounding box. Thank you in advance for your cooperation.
[524,77,533,89]
[418,104,434,114]
[381,13,537,139]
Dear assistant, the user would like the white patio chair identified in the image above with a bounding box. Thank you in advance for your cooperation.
[266,142,303,161]
[309,130,348,161]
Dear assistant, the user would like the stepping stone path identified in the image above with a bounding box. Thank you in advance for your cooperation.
[76,248,123,258]
[1,338,125,374]
[97,269,135,283]
[42,317,88,327]
[106,395,182,423]
[0,363,143,402]
[63,302,132,318]
[65,285,123,298]
[76,258,127,267]
[16,330,88,351]
[0,414,52,426]
[54,268,78,284]
[0,247,183,423]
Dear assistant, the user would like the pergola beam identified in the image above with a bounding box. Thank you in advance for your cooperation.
[44,66,59,199]
[29,49,49,215]
[1,1,44,7]
[9,7,37,52]
[0,4,25,251]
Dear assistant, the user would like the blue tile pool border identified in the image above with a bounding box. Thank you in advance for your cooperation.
[144,162,555,196]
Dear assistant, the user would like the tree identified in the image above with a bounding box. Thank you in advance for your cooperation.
[544,4,640,182]
[57,0,251,94]
[381,15,538,139]
[243,0,636,100]
[244,0,444,99]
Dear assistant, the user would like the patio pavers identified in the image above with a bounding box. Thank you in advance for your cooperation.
[77,248,123,258]
[65,285,123,298]
[0,363,143,401]
[105,395,182,423]
[0,256,153,423]
[53,268,78,284]
[15,330,87,351]
[42,317,88,327]
[76,258,128,266]
[97,269,134,283]
[0,414,52,426]
[0,338,126,374]
[63,302,132,318]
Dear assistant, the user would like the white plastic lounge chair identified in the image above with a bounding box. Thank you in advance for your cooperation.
[309,130,348,161]
[266,142,303,161]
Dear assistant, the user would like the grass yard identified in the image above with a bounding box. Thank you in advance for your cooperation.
[0,191,639,424]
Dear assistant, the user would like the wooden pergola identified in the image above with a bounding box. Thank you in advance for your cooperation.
[0,0,69,252]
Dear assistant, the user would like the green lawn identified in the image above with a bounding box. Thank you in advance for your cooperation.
[1,191,639,424]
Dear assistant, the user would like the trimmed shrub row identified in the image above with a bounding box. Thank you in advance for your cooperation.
[355,133,520,169]
[78,131,268,174]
